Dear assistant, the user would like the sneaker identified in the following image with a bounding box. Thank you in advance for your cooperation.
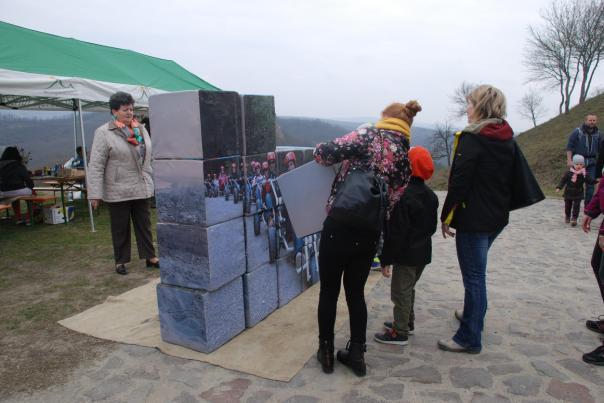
[586,317,604,334]
[582,344,604,366]
[565,217,570,224]
[374,329,408,345]
[383,321,414,335]
[571,219,577,227]
[437,338,480,354]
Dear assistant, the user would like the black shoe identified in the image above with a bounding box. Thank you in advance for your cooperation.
[582,344,604,366]
[337,340,367,377]
[316,338,334,374]
[374,329,408,346]
[383,321,414,335]
[146,259,160,269]
[115,264,128,275]
[586,318,604,334]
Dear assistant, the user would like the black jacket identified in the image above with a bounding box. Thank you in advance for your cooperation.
[557,171,596,200]
[0,160,34,192]
[379,177,439,267]
[441,123,515,232]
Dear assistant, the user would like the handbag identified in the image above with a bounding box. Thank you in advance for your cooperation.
[328,133,388,232]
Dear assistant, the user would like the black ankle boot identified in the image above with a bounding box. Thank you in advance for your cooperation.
[337,340,366,377]
[316,338,334,374]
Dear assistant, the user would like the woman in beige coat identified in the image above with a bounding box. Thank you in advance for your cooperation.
[88,92,159,275]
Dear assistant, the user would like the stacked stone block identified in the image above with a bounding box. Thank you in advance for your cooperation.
[150,90,320,353]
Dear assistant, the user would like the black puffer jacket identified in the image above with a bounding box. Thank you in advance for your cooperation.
[380,177,439,266]
[0,160,34,192]
[441,121,515,232]
[557,171,596,200]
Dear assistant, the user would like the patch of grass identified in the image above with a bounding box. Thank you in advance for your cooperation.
[516,93,604,192]
[0,199,159,397]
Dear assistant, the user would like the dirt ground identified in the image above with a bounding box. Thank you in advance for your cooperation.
[0,204,158,398]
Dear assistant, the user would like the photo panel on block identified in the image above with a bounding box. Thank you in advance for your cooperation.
[154,157,243,227]
[157,218,245,292]
[150,90,242,160]
[241,95,276,156]
[157,278,245,353]
[243,261,278,328]
[276,253,304,308]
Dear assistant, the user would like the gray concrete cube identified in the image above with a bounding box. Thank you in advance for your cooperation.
[154,158,244,226]
[157,278,245,353]
[157,219,245,291]
[243,262,278,327]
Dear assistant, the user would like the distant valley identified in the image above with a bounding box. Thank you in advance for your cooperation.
[0,112,436,168]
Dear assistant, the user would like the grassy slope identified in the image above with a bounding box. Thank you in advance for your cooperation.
[516,94,604,196]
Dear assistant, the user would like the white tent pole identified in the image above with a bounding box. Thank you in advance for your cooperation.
[77,99,96,232]
[72,103,78,158]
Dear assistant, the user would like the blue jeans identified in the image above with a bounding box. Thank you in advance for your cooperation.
[453,230,500,352]
[586,164,596,203]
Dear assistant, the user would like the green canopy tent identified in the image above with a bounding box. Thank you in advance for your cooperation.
[0,21,219,230]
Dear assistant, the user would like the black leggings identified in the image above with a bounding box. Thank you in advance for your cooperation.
[317,217,379,344]
[564,199,582,220]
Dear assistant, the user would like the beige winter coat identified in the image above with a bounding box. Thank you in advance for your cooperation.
[88,120,154,202]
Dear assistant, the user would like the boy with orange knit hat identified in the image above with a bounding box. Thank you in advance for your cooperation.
[375,146,439,345]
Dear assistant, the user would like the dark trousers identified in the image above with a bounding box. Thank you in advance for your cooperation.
[590,240,604,304]
[564,199,582,220]
[586,164,596,203]
[391,264,425,336]
[317,217,379,344]
[107,198,156,264]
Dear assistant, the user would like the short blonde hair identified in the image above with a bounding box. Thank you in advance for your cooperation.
[467,85,506,120]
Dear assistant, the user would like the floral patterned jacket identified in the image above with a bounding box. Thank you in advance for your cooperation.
[314,124,411,218]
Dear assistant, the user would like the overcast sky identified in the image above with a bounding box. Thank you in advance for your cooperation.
[2,0,601,132]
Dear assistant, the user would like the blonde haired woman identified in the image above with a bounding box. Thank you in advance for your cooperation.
[439,85,515,354]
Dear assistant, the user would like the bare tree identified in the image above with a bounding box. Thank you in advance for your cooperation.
[525,0,604,114]
[575,0,604,103]
[518,90,547,127]
[450,81,477,118]
[430,121,455,167]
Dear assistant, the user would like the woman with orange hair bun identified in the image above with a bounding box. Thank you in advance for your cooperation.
[313,100,421,376]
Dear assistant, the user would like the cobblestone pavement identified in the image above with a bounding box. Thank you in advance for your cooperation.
[5,196,604,402]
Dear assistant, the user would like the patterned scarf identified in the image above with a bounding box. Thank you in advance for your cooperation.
[114,117,144,145]
[570,166,586,183]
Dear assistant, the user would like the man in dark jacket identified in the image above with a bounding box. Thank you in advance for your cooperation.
[566,114,600,203]
[375,146,439,345]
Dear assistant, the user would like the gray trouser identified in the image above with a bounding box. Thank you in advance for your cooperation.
[391,264,425,336]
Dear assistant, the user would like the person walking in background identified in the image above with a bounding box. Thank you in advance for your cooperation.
[581,177,604,365]
[87,91,159,275]
[374,146,438,346]
[556,154,597,226]
[0,146,34,224]
[566,114,600,203]
[313,100,420,376]
[438,84,543,354]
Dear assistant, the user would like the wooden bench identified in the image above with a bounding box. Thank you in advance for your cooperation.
[0,195,56,225]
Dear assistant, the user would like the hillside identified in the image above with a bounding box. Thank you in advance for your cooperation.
[277,116,435,149]
[515,93,604,194]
